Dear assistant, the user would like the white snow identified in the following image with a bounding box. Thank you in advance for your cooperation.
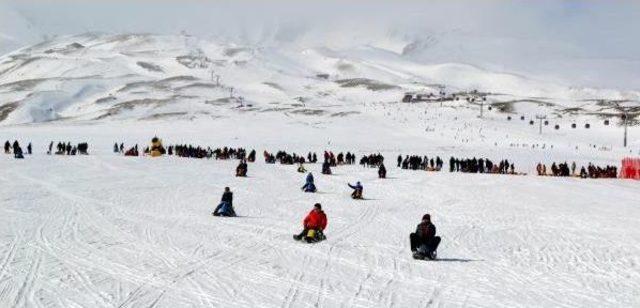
[0,118,639,307]
[0,32,639,307]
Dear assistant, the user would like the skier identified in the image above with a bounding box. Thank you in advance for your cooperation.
[348,181,363,199]
[378,163,387,179]
[293,203,327,243]
[301,172,317,193]
[27,143,32,155]
[3,140,10,154]
[410,214,441,260]
[213,187,236,217]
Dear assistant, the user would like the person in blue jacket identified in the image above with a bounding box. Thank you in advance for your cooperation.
[213,187,236,217]
[301,173,317,193]
[348,181,363,199]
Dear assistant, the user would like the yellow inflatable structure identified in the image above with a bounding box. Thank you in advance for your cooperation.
[150,137,165,157]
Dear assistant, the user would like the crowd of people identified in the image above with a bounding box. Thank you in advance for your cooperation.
[449,156,515,174]
[537,162,618,179]
[265,150,310,165]
[359,153,384,168]
[4,140,29,158]
[115,139,253,161]
[398,155,443,171]
[7,139,627,183]
[48,141,88,155]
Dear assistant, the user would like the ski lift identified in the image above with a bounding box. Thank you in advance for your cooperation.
[555,124,560,130]
[520,116,525,120]
[571,123,576,129]
[544,120,549,126]
[585,123,590,129]
[529,120,534,125]
[604,119,610,126]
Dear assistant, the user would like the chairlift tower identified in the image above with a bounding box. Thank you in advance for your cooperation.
[609,100,635,148]
[535,115,547,135]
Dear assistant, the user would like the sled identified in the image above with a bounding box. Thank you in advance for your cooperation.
[412,250,437,260]
[293,230,326,243]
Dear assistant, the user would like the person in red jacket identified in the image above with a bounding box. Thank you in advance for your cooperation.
[293,203,328,242]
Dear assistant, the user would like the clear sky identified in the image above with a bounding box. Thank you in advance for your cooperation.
[1,0,639,90]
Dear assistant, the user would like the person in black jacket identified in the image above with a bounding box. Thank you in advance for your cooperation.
[410,214,441,260]
[378,163,387,178]
[213,187,236,217]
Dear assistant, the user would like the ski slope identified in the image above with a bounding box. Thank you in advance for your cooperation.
[0,138,639,307]
[0,31,639,307]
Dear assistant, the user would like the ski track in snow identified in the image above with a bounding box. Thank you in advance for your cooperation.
[0,152,639,308]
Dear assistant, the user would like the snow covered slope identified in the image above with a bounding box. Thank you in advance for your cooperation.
[0,32,639,307]
[0,149,639,307]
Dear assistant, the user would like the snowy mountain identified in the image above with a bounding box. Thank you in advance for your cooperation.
[1,33,638,157]
[0,32,638,124]
[1,32,640,308]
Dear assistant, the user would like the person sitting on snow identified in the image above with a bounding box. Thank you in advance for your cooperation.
[236,160,248,177]
[213,187,236,217]
[297,163,307,173]
[348,181,363,199]
[410,214,441,260]
[301,172,317,193]
[294,203,327,243]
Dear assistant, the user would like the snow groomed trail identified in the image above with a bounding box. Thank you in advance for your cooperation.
[1,153,639,307]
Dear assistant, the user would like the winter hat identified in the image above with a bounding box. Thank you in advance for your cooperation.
[422,214,431,221]
[314,203,322,210]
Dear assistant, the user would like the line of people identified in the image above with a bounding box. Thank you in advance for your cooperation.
[449,157,515,174]
[48,141,88,155]
[398,155,443,171]
[537,162,618,179]
[360,153,384,168]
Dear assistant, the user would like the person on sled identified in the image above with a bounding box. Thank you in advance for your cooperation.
[297,163,307,173]
[213,187,236,217]
[301,172,317,193]
[348,181,363,199]
[294,203,327,243]
[410,214,441,260]
[236,160,248,177]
